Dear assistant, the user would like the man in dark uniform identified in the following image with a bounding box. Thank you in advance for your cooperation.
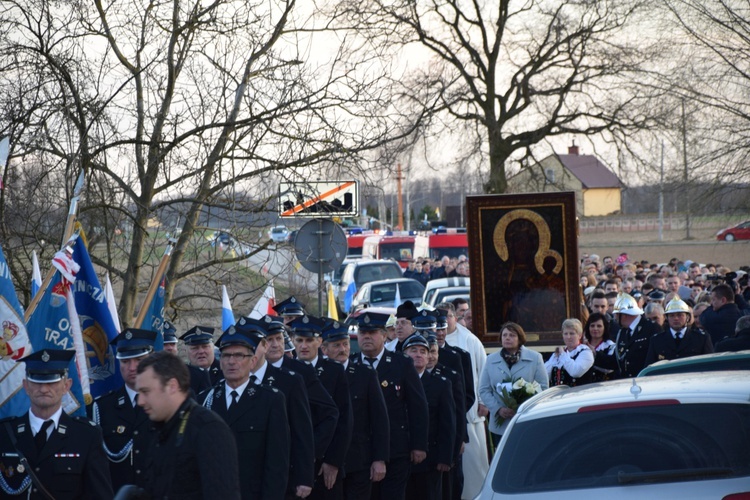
[180,325,223,395]
[136,351,240,499]
[0,349,113,499]
[200,325,290,499]
[90,328,158,492]
[257,315,339,464]
[237,316,316,499]
[612,293,661,378]
[387,301,419,352]
[274,295,307,325]
[321,320,390,500]
[290,315,353,500]
[402,334,455,500]
[162,321,178,355]
[351,312,428,500]
[645,297,713,366]
[426,333,465,500]
[715,315,750,352]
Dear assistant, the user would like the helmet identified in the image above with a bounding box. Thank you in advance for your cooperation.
[664,297,690,315]
[385,314,397,329]
[613,292,643,316]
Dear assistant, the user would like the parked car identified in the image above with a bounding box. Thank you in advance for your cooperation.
[476,371,750,499]
[422,277,470,305]
[269,225,289,243]
[716,220,750,241]
[337,259,403,311]
[349,278,425,313]
[638,350,750,377]
[286,229,298,244]
[425,286,470,307]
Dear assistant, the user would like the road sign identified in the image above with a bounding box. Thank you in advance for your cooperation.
[279,181,358,218]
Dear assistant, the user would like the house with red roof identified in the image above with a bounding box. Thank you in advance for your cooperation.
[509,142,623,216]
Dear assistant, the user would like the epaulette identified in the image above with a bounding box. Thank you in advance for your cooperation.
[94,389,118,402]
[72,416,98,427]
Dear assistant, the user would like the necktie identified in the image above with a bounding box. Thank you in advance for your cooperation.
[35,420,53,451]
[365,356,377,367]
[249,375,258,385]
[133,394,138,407]
[229,390,239,409]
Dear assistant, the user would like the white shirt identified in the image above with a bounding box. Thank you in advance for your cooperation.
[252,360,268,383]
[225,379,251,407]
[672,328,687,339]
[384,338,398,352]
[29,406,63,439]
[545,344,595,379]
[271,357,284,369]
[305,356,319,367]
[125,385,138,407]
[361,348,385,369]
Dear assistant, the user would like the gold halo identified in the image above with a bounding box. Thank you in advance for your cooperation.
[535,249,563,275]
[493,208,553,272]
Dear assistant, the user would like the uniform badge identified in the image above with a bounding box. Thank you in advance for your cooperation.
[16,464,24,474]
[58,425,66,435]
[658,355,665,360]
[381,380,388,388]
[117,426,126,434]
[125,331,133,340]
[41,351,50,362]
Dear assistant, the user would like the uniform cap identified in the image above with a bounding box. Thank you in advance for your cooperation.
[162,321,178,344]
[111,328,157,359]
[322,319,349,343]
[402,333,429,351]
[411,310,437,331]
[289,315,326,338]
[664,297,690,315]
[648,289,666,301]
[180,326,215,345]
[395,300,419,319]
[273,296,306,317]
[614,292,644,316]
[283,332,295,352]
[260,315,287,335]
[354,312,390,332]
[217,325,263,350]
[20,349,75,384]
[426,333,438,346]
[435,313,448,330]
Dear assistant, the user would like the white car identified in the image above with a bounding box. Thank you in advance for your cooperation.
[475,371,750,499]
[269,225,289,243]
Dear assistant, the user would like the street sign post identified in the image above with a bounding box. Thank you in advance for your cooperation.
[279,181,358,218]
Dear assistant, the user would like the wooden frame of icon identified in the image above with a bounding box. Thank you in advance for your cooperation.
[466,192,580,348]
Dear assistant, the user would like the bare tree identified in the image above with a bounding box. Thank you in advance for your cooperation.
[332,0,658,193]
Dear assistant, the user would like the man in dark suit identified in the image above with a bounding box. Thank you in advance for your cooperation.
[386,301,420,352]
[180,325,223,395]
[612,293,661,378]
[0,349,113,499]
[351,312,428,500]
[715,315,750,352]
[136,352,240,500]
[645,298,713,366]
[321,320,390,500]
[290,315,353,500]
[200,324,290,499]
[90,328,158,492]
[236,316,316,499]
[402,333,455,500]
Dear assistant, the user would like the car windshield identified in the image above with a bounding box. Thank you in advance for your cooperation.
[380,242,414,261]
[271,227,285,234]
[492,403,750,493]
[354,265,402,286]
[370,281,425,303]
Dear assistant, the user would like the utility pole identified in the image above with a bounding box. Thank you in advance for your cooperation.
[396,163,404,230]
[659,141,664,242]
[681,99,692,239]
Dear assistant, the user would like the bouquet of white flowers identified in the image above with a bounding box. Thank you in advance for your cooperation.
[494,378,543,426]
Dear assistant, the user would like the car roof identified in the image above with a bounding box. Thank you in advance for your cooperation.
[638,350,750,376]
[364,278,423,288]
[517,371,750,422]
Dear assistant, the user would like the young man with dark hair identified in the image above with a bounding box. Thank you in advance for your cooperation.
[700,283,742,345]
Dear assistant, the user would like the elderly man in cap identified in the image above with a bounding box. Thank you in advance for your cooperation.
[136,352,240,500]
[402,333,455,500]
[645,298,713,367]
[90,328,158,492]
[274,296,307,325]
[386,301,420,352]
[290,316,353,500]
[352,311,428,500]
[612,292,661,378]
[201,324,290,499]
[320,320,389,500]
[180,325,223,395]
[162,321,178,354]
[0,349,113,499]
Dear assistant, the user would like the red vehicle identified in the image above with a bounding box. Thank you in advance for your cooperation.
[377,235,416,269]
[716,220,750,241]
[346,232,374,257]
[414,230,469,260]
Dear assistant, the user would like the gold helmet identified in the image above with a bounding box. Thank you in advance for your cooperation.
[385,314,397,328]
[613,292,643,316]
[664,297,690,315]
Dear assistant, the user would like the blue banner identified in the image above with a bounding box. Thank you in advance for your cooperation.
[0,245,32,418]
[142,277,165,351]
[71,237,122,398]
[26,273,87,416]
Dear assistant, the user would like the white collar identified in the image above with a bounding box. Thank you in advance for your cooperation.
[361,348,385,367]
[124,385,138,407]
[342,359,349,370]
[627,315,642,333]
[672,328,687,338]
[29,406,63,436]
[251,360,268,383]
[305,355,319,366]
[225,378,251,406]
[271,357,284,368]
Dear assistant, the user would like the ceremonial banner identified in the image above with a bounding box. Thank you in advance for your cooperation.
[140,277,166,351]
[222,285,235,332]
[249,282,276,319]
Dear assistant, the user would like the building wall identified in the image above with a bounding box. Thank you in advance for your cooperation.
[582,188,621,216]
[508,157,584,214]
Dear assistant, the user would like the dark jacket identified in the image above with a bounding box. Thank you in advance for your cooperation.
[700,303,743,345]
[644,326,714,367]
[440,343,475,411]
[715,327,750,352]
[0,412,113,500]
[201,381,290,499]
[187,359,223,396]
[412,370,455,472]
[614,316,661,378]
[431,362,466,457]
[91,386,155,490]
[344,361,390,473]
[314,355,353,468]
[143,398,240,500]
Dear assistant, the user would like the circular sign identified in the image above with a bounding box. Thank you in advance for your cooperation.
[293,218,347,274]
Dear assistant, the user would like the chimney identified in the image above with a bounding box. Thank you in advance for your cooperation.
[568,140,579,155]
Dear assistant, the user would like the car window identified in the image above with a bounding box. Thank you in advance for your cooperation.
[492,403,750,493]
[354,264,401,286]
[370,281,425,303]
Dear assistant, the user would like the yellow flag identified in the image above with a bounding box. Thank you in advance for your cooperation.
[327,282,339,321]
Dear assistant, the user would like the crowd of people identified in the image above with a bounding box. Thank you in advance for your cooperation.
[403,256,471,285]
[1,251,748,500]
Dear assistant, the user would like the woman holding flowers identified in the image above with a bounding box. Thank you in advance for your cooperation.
[479,322,547,448]
[545,318,595,387]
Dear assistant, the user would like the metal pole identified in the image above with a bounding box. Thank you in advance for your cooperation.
[659,140,664,241]
[681,99,691,239]
[317,218,324,316]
